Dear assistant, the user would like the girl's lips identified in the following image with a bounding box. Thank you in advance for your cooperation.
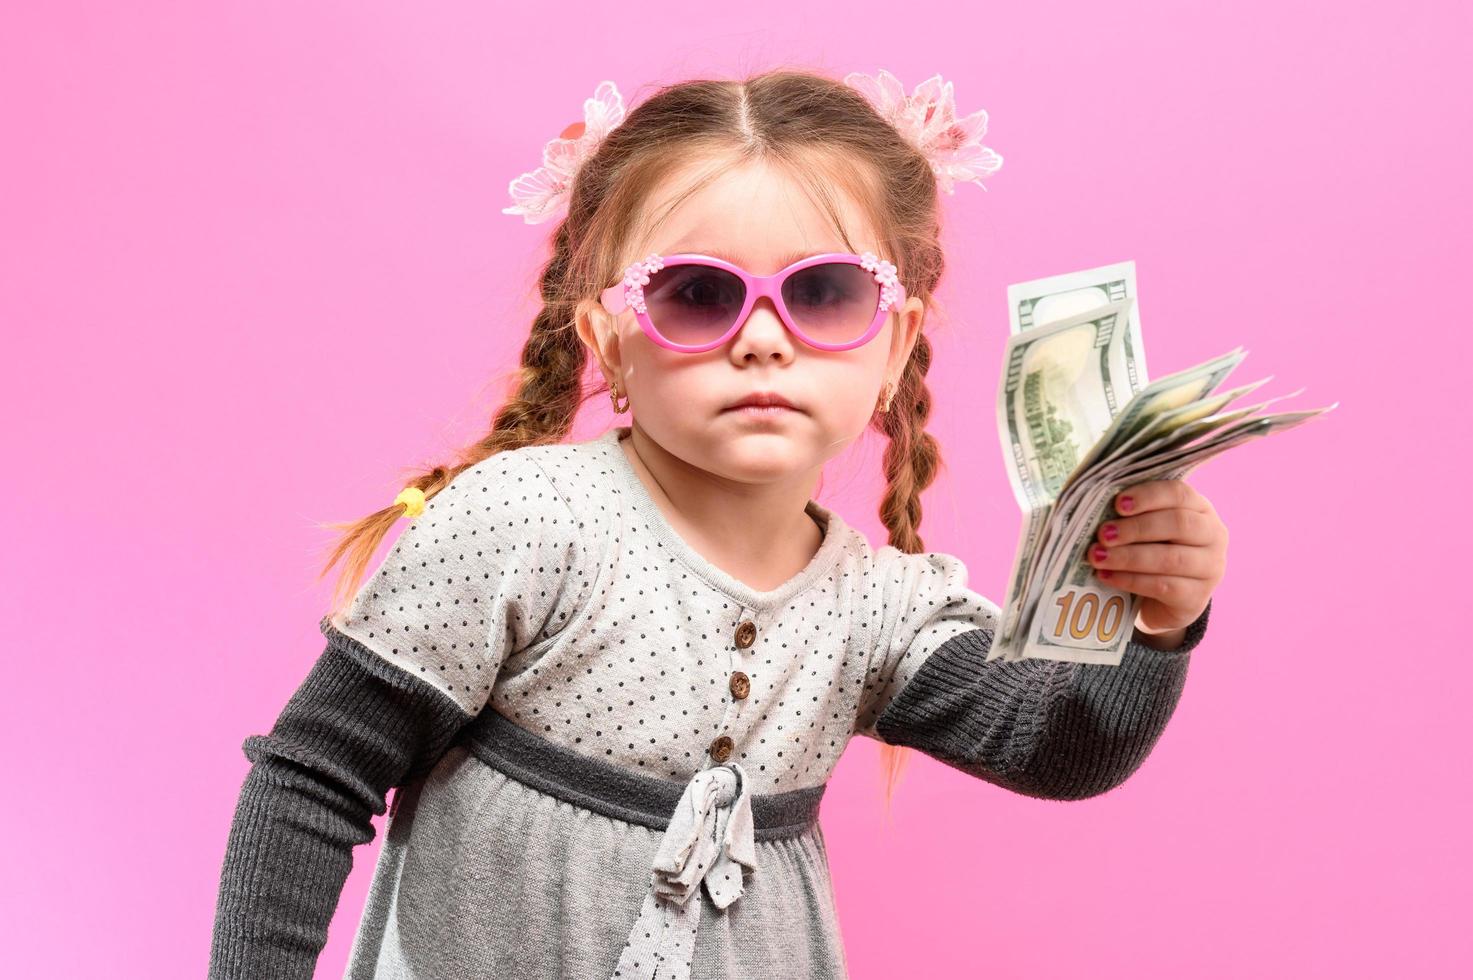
[724,392,799,411]
[724,404,798,416]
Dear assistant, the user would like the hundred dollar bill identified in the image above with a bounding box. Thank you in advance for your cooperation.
[994,296,1146,655]
[1005,403,1332,665]
[1005,379,1279,653]
[991,263,1338,665]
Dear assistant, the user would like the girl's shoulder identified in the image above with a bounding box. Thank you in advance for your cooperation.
[450,435,618,526]
[449,436,623,582]
[325,439,614,717]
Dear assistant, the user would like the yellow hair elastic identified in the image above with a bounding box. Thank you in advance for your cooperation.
[394,486,426,518]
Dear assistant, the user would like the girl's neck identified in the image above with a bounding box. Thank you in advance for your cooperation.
[616,425,825,594]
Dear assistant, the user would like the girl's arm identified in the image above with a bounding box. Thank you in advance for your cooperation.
[209,622,470,978]
[209,451,589,979]
[853,546,1212,800]
[870,602,1210,800]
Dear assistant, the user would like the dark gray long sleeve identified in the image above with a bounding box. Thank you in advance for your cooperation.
[873,599,1213,800]
[208,618,471,979]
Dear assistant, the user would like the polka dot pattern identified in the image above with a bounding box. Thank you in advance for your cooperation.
[332,424,1001,796]
[330,450,590,716]
[852,546,1002,742]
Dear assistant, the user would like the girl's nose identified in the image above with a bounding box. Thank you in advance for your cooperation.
[730,298,792,354]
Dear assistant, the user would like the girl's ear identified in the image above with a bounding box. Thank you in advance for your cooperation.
[575,297,625,380]
[888,295,925,376]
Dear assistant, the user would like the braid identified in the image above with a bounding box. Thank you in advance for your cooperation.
[875,332,940,554]
[872,330,944,814]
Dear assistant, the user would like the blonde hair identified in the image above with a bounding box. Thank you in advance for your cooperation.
[317,67,953,813]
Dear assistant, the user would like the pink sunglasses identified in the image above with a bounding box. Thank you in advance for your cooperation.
[599,251,907,353]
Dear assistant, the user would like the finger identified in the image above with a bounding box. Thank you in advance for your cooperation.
[1097,508,1217,548]
[1089,568,1209,607]
[1088,541,1217,579]
[1114,479,1208,517]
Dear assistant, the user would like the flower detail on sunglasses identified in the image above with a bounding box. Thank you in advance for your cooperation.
[843,70,1003,195]
[620,253,665,314]
[502,81,627,225]
[860,252,902,312]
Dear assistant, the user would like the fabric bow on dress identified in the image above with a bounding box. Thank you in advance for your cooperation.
[610,762,757,980]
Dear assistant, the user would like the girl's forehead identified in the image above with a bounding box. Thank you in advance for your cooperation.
[624,157,882,270]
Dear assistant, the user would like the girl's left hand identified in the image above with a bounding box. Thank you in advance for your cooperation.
[1087,479,1227,635]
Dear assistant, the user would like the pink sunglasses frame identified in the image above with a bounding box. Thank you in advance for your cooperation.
[598,251,907,353]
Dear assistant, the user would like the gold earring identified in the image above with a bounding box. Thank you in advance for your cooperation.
[878,381,896,413]
[609,380,630,413]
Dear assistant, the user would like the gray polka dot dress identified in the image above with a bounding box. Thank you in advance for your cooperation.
[210,424,1214,980]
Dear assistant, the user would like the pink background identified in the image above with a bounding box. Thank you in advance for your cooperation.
[4,1,1468,977]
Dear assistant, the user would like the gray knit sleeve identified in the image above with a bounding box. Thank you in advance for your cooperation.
[208,621,471,979]
[210,449,587,977]
[872,598,1212,800]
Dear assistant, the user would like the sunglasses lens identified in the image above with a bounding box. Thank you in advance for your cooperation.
[642,264,747,347]
[781,262,881,345]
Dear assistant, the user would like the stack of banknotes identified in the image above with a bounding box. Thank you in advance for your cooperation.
[988,260,1336,665]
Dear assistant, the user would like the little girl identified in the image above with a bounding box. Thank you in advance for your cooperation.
[210,68,1224,980]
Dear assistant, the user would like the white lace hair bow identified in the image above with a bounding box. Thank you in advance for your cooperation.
[503,71,1003,225]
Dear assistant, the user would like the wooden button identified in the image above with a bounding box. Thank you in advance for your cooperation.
[729,671,750,700]
[709,734,734,763]
[734,620,757,649]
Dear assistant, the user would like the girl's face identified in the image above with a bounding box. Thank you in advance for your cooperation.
[577,157,924,486]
